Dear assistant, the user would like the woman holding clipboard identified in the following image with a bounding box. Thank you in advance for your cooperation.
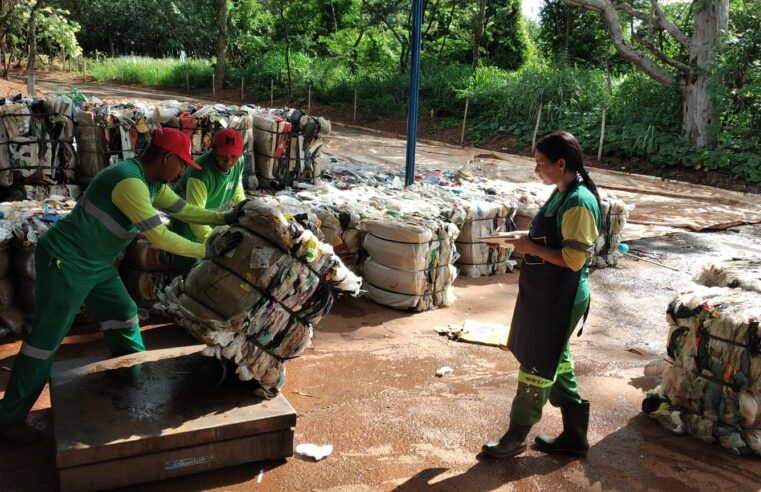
[482,131,601,459]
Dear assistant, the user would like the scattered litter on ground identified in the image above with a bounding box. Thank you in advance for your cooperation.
[435,366,454,377]
[295,443,333,461]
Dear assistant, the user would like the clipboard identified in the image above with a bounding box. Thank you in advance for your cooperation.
[479,230,528,247]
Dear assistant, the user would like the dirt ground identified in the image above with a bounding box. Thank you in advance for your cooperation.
[3,227,761,491]
[2,76,761,491]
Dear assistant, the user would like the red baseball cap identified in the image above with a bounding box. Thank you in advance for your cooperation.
[151,127,201,169]
[213,128,243,157]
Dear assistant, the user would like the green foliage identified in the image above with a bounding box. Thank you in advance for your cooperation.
[58,0,761,184]
[482,0,529,70]
[56,0,217,56]
[3,3,83,59]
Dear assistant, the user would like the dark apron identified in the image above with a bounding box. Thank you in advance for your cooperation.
[508,185,582,381]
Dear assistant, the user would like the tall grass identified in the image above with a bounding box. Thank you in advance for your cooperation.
[87,56,214,89]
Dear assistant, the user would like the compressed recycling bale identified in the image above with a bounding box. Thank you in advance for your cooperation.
[211,227,334,323]
[122,268,166,303]
[159,201,361,396]
[0,306,26,336]
[124,238,174,272]
[363,233,457,272]
[456,243,514,277]
[362,257,457,297]
[364,282,456,312]
[0,277,14,308]
[0,242,10,278]
[184,261,264,321]
[18,276,35,312]
[695,259,761,294]
[13,244,35,279]
[645,286,761,456]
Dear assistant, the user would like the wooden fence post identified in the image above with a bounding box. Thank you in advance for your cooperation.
[353,88,358,123]
[531,103,543,154]
[212,74,216,96]
[460,99,470,146]
[240,77,244,101]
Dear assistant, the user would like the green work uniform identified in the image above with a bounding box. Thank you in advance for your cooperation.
[0,158,227,425]
[171,151,245,277]
[509,182,601,426]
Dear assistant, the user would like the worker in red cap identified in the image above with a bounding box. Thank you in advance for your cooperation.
[171,128,247,277]
[0,128,246,444]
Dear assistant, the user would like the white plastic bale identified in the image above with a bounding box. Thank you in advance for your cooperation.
[695,259,761,294]
[362,257,457,297]
[364,282,456,312]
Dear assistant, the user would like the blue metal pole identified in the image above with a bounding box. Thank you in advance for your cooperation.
[405,0,423,187]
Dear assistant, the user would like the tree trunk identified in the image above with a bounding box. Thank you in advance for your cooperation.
[681,0,728,147]
[564,4,572,59]
[471,0,487,69]
[214,0,228,93]
[25,0,44,97]
[438,0,458,59]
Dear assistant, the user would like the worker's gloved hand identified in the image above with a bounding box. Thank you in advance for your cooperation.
[223,199,251,224]
[206,230,243,258]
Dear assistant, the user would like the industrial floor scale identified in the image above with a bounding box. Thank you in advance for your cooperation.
[50,345,296,491]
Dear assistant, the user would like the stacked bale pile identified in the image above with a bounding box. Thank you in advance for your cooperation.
[159,201,361,396]
[0,239,24,337]
[121,237,175,306]
[643,284,761,455]
[449,198,518,278]
[361,217,460,311]
[1,95,78,199]
[253,108,330,188]
[0,198,77,337]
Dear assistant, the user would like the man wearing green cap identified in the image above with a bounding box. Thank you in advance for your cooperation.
[0,128,245,444]
[172,128,247,277]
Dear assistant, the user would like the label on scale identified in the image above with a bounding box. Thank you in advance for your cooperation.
[164,454,215,470]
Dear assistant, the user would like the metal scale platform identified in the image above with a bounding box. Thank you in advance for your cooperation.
[50,345,296,491]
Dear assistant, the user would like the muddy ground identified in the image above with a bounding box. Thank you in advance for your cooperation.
[1,76,760,491]
[2,226,761,491]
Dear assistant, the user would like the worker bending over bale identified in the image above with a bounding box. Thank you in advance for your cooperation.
[483,131,601,459]
[171,128,246,277]
[0,128,245,444]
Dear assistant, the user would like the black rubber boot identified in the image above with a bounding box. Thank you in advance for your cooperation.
[481,424,532,458]
[534,400,590,455]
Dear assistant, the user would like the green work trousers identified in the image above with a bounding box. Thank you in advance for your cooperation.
[509,298,589,426]
[0,245,145,425]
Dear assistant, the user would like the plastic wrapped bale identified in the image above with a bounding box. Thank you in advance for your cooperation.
[252,110,330,188]
[361,218,459,311]
[451,199,518,278]
[644,286,761,456]
[121,238,174,304]
[159,201,362,396]
[695,259,761,294]
[252,113,291,183]
[591,191,629,268]
[313,206,362,270]
[0,241,10,279]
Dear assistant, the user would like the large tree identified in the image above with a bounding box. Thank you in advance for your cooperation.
[564,0,729,148]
